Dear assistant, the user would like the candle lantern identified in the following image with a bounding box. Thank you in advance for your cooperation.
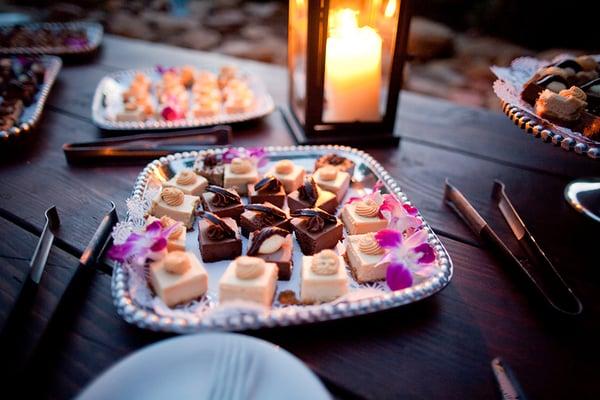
[284,0,411,146]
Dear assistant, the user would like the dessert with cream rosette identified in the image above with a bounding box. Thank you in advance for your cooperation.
[150,187,199,229]
[163,168,208,196]
[247,227,294,280]
[314,153,355,176]
[290,208,343,255]
[247,175,286,208]
[312,165,351,202]
[300,249,349,304]
[287,177,338,215]
[219,256,278,307]
[198,211,242,262]
[267,159,306,193]
[240,202,291,237]
[345,232,390,283]
[535,86,588,126]
[146,215,186,252]
[200,185,244,222]
[223,156,259,195]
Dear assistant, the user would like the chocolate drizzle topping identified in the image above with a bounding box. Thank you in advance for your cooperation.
[536,74,567,87]
[554,59,583,73]
[201,211,236,240]
[203,153,220,168]
[245,203,287,221]
[298,178,318,205]
[290,208,336,233]
[247,227,289,256]
[254,175,282,193]
[207,185,240,207]
[324,154,346,166]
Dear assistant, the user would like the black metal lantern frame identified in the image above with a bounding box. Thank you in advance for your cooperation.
[283,0,412,146]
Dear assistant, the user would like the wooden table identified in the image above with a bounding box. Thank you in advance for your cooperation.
[1,35,599,399]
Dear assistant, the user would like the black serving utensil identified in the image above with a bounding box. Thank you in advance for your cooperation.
[63,125,232,165]
[491,357,528,400]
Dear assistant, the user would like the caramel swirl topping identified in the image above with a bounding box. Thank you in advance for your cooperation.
[161,187,184,207]
[358,233,384,255]
[318,166,338,181]
[354,199,380,218]
[311,249,339,275]
[159,216,185,238]
[235,256,265,280]
[275,159,293,175]
[176,169,197,186]
[163,251,191,275]
[207,185,240,207]
[230,157,252,174]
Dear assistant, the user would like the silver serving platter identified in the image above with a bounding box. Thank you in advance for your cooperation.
[0,56,62,142]
[112,145,453,333]
[91,67,275,131]
[0,21,103,56]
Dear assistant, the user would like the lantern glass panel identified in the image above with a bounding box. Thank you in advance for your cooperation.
[289,0,309,125]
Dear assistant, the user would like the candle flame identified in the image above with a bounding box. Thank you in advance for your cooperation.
[384,0,397,18]
[329,8,359,38]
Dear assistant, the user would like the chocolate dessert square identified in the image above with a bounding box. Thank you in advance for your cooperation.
[290,209,343,255]
[314,153,355,176]
[198,213,242,262]
[247,176,286,208]
[247,227,294,280]
[239,203,291,237]
[195,152,225,186]
[287,177,338,215]
[201,185,244,222]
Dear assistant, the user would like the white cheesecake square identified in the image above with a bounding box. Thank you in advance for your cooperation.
[219,260,278,307]
[346,234,390,283]
[146,216,186,252]
[150,191,199,229]
[267,163,305,193]
[149,252,208,307]
[163,172,208,196]
[313,168,351,201]
[223,164,259,195]
[300,255,348,303]
[341,202,388,235]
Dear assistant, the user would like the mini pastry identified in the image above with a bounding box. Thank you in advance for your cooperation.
[313,166,350,202]
[267,159,306,193]
[521,74,569,105]
[290,208,343,255]
[223,157,259,195]
[149,251,208,307]
[341,198,388,235]
[195,152,225,186]
[150,187,199,229]
[163,169,208,196]
[240,203,291,237]
[345,233,390,283]
[300,249,348,303]
[201,185,244,222]
[287,177,338,215]
[218,65,238,89]
[198,212,242,262]
[116,101,145,122]
[535,87,587,125]
[219,256,278,307]
[247,227,293,280]
[192,100,220,118]
[146,215,186,252]
[248,175,286,208]
[314,153,355,176]
[180,65,196,88]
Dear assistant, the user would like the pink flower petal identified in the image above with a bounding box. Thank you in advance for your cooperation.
[145,221,162,233]
[403,204,419,216]
[414,243,435,264]
[161,106,181,121]
[150,237,167,252]
[375,229,402,248]
[386,262,413,290]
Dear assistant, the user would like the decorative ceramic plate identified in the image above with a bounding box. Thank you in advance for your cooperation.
[0,56,62,142]
[111,146,453,333]
[91,67,275,131]
[0,21,103,56]
[492,54,600,159]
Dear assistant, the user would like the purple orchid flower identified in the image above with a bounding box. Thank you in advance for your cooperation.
[108,221,180,266]
[222,147,268,168]
[375,229,436,290]
[65,37,88,49]
[155,65,177,75]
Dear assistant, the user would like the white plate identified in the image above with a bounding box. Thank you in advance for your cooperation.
[77,333,330,400]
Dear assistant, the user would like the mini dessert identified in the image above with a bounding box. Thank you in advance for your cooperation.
[223,157,259,195]
[267,159,305,193]
[522,74,569,105]
[198,212,242,262]
[219,256,278,307]
[180,65,196,88]
[345,233,390,283]
[300,249,348,303]
[146,215,186,252]
[195,152,225,186]
[248,175,286,208]
[535,87,587,126]
[581,78,600,116]
[287,178,338,215]
[341,198,388,235]
[163,169,208,196]
[290,208,344,255]
[150,187,199,229]
[149,251,208,307]
[201,185,244,221]
[247,227,293,280]
[116,101,145,122]
[240,203,291,237]
[314,153,355,176]
[313,165,350,202]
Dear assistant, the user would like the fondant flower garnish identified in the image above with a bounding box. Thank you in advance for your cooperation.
[108,221,180,266]
[222,147,268,168]
[375,229,436,290]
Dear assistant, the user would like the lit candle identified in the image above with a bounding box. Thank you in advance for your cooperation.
[325,9,382,122]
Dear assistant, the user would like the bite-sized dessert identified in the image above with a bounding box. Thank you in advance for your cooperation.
[240,203,291,237]
[521,74,569,106]
[201,185,244,222]
[300,249,348,304]
[150,187,199,229]
[314,153,355,176]
[290,208,343,255]
[248,175,286,208]
[345,232,390,283]
[580,78,600,116]
[535,86,587,126]
[576,112,600,140]
[313,165,350,202]
[341,198,388,235]
[198,212,242,262]
[0,58,45,131]
[267,159,306,193]
[247,227,294,280]
[179,65,196,88]
[0,25,89,49]
[223,157,259,195]
[219,256,278,307]
[218,65,239,89]
[163,169,208,196]
[223,78,255,114]
[195,152,225,186]
[146,215,186,252]
[116,101,146,122]
[287,177,338,215]
[149,251,208,307]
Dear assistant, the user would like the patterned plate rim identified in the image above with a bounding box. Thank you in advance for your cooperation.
[111,145,454,333]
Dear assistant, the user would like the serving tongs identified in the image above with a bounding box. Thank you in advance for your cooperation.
[444,179,582,316]
[63,125,232,165]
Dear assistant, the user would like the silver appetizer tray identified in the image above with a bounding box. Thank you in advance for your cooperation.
[112,145,453,333]
[91,67,275,131]
[0,21,103,56]
[0,56,62,142]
